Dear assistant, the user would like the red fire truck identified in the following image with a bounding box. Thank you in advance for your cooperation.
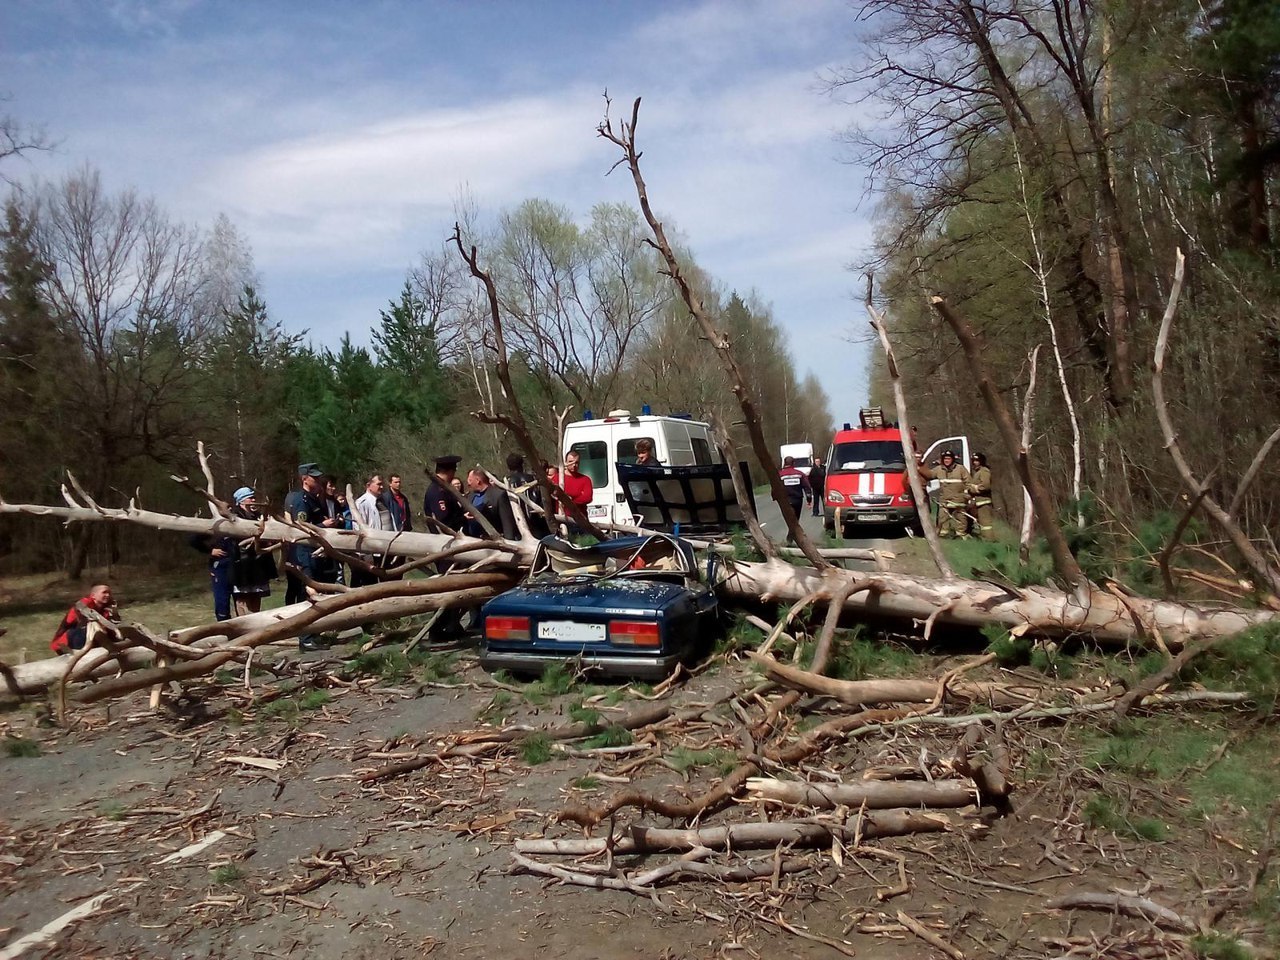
[821,408,970,538]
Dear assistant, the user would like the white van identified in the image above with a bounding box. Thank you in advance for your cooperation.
[779,442,814,475]
[562,411,724,526]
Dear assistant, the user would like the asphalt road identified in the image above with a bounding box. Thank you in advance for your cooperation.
[752,492,909,571]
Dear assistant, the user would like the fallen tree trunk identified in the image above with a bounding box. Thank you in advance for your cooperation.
[71,575,513,705]
[0,497,533,567]
[518,810,953,855]
[2,583,512,701]
[745,777,978,810]
[750,652,1036,707]
[722,560,1274,649]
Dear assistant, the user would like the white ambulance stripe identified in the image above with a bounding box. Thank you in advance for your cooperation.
[873,473,885,495]
[858,473,871,496]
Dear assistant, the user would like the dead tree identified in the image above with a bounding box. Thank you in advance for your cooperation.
[864,279,953,579]
[597,96,828,571]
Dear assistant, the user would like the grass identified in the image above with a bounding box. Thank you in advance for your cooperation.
[567,700,602,726]
[210,864,245,885]
[478,690,514,723]
[298,689,331,711]
[97,799,127,821]
[1083,715,1280,839]
[520,733,554,765]
[348,646,459,685]
[3,736,41,758]
[828,628,916,681]
[0,565,289,663]
[667,746,739,776]
[716,616,766,656]
[1082,792,1168,842]
[260,697,299,721]
[581,726,632,749]
[1190,933,1253,960]
[571,775,601,790]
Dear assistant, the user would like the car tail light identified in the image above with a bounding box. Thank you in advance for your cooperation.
[609,620,661,647]
[485,616,530,641]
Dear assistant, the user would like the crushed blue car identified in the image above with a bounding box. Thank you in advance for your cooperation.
[479,533,722,680]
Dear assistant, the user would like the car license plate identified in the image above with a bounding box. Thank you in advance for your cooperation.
[537,621,607,643]
[588,504,608,518]
[858,513,888,522]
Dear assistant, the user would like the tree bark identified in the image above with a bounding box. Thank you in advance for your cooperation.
[745,777,977,810]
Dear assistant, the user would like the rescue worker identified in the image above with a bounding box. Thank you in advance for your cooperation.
[967,453,995,541]
[285,462,342,650]
[778,456,812,542]
[926,450,970,539]
[424,455,468,639]
[808,456,827,517]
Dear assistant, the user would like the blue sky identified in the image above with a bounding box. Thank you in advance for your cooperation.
[3,0,878,420]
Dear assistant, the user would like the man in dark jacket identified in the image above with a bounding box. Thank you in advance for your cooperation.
[424,455,467,639]
[778,456,812,542]
[505,452,547,538]
[467,467,519,540]
[380,473,413,531]
[808,456,827,517]
[284,462,342,650]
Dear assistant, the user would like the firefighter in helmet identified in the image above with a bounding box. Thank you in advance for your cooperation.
[927,449,970,538]
[967,452,995,541]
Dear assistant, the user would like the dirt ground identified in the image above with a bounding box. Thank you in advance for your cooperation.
[3,632,1277,960]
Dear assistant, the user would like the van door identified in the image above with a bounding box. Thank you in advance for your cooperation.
[920,435,971,494]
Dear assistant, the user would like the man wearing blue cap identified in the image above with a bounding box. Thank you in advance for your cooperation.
[284,462,342,650]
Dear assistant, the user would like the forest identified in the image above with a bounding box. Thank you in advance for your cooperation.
[854,0,1280,591]
[0,178,831,576]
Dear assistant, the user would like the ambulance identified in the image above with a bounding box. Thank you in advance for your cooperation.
[562,409,724,527]
[822,407,970,537]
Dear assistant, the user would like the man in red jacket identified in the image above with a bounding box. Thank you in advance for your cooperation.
[561,451,594,517]
[51,584,118,654]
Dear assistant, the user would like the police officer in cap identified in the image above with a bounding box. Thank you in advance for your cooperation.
[424,455,468,638]
[284,462,343,650]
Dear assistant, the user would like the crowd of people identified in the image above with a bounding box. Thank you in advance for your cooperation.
[178,452,599,649]
[48,441,1000,655]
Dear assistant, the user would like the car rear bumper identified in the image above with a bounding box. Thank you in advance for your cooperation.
[480,648,684,681]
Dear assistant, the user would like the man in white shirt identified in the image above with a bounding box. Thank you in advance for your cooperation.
[352,474,393,586]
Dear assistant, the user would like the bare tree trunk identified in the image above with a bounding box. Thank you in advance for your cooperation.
[864,285,953,580]
[598,97,829,571]
[1012,144,1084,529]
[1019,346,1041,564]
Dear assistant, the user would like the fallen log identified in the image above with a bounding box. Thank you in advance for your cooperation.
[1046,890,1197,933]
[2,581,513,702]
[73,576,511,705]
[519,810,952,855]
[749,652,1035,708]
[745,777,978,810]
[722,560,1275,649]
